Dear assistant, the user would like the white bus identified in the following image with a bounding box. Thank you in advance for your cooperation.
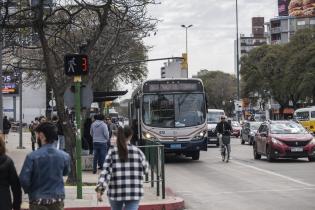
[129,78,208,160]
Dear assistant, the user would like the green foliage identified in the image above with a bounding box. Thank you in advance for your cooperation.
[240,28,315,108]
[198,71,236,115]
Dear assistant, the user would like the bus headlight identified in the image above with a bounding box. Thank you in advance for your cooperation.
[193,131,207,141]
[142,132,157,140]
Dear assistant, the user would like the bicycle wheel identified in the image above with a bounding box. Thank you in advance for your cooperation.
[221,146,226,162]
[225,145,230,163]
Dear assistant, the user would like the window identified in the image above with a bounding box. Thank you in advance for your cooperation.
[310,19,315,25]
[297,20,305,26]
[311,111,315,118]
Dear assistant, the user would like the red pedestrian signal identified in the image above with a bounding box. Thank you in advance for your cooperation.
[64,54,89,76]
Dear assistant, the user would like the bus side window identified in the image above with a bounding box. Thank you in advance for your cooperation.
[311,111,315,119]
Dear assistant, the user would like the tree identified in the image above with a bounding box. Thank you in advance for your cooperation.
[1,0,157,183]
[240,28,315,113]
[198,71,236,116]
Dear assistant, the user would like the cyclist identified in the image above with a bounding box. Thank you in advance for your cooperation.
[215,116,232,158]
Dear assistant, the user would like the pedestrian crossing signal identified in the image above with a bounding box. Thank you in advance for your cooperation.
[64,54,89,76]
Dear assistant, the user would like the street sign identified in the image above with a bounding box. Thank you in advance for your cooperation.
[64,54,89,76]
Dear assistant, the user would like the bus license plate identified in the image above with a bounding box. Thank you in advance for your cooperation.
[170,144,181,149]
[291,147,303,152]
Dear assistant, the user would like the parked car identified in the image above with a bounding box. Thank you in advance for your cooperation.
[253,121,315,162]
[241,121,262,145]
[231,121,242,138]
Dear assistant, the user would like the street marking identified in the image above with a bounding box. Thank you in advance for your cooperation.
[207,187,315,196]
[233,160,315,187]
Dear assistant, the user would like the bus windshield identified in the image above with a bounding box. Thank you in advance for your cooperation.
[143,93,206,128]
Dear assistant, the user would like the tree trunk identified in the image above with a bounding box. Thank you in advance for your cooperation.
[55,90,77,184]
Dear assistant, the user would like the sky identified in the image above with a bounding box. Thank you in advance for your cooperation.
[120,0,279,100]
[143,0,278,78]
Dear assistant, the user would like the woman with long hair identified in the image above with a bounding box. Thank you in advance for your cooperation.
[96,126,149,210]
[0,136,22,210]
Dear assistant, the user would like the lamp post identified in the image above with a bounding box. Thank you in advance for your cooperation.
[181,24,193,55]
[181,24,193,78]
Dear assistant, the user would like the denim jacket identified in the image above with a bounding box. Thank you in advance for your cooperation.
[19,144,70,202]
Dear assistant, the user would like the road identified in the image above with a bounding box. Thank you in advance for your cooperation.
[165,138,315,210]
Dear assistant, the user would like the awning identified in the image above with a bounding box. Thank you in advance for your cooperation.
[283,108,294,114]
[93,90,128,102]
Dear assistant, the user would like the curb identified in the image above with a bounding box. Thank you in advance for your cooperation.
[21,197,184,210]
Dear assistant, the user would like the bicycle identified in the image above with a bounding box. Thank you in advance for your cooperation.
[220,135,231,162]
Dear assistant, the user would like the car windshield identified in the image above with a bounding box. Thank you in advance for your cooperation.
[143,93,206,128]
[207,112,224,124]
[250,122,261,130]
[270,122,308,134]
[232,121,240,127]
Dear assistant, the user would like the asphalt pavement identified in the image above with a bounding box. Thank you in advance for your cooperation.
[165,138,315,210]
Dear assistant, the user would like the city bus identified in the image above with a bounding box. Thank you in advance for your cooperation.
[294,107,315,134]
[129,78,208,160]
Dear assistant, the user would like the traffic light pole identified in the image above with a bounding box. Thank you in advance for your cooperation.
[74,76,82,199]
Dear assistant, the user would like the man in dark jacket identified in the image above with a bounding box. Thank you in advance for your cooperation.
[3,116,11,143]
[20,122,70,210]
[216,116,233,154]
[0,136,22,210]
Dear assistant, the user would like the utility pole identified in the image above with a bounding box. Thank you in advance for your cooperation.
[235,0,241,121]
[17,61,24,149]
[74,76,82,199]
[0,28,3,135]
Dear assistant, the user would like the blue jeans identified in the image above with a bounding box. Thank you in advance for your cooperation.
[93,142,107,172]
[109,200,140,210]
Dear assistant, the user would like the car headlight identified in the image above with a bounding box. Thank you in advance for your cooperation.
[271,138,284,145]
[309,139,315,145]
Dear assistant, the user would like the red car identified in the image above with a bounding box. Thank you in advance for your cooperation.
[231,121,241,138]
[253,121,315,162]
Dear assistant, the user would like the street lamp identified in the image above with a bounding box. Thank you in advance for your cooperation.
[181,24,193,54]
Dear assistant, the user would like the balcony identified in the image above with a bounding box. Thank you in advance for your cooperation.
[270,27,281,34]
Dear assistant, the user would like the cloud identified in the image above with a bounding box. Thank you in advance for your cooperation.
[144,0,277,79]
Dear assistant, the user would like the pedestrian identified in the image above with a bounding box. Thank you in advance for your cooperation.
[52,116,65,150]
[20,122,70,210]
[90,114,110,174]
[83,117,93,155]
[95,126,149,210]
[3,116,11,143]
[0,135,22,210]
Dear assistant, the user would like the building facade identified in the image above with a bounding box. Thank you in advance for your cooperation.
[160,59,188,79]
[266,16,315,45]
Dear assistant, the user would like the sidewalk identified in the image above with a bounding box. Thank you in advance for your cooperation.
[5,132,184,210]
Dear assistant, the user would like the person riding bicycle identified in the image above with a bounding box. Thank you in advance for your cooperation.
[215,116,232,155]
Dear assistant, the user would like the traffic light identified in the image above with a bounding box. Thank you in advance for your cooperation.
[181,53,188,70]
[64,54,89,76]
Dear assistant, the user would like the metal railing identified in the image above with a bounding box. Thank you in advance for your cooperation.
[138,140,165,199]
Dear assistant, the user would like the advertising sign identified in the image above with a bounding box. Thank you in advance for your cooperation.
[279,0,291,16]
[2,71,19,95]
[279,0,315,17]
